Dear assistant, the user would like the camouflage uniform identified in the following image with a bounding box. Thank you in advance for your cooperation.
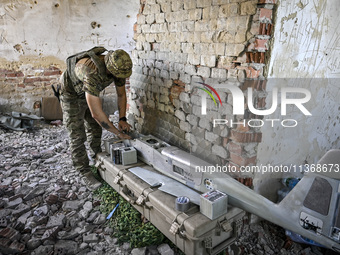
[60,49,126,172]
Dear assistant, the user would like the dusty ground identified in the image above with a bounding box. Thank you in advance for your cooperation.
[0,123,337,255]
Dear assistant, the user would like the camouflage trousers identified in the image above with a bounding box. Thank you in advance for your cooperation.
[60,72,102,172]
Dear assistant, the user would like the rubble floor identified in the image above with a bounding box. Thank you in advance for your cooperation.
[0,124,338,255]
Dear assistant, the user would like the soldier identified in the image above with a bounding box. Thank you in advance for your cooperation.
[59,47,132,190]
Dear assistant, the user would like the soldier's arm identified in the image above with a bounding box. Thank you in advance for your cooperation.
[85,92,130,139]
[116,84,131,132]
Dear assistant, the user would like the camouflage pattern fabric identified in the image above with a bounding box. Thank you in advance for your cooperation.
[60,71,102,172]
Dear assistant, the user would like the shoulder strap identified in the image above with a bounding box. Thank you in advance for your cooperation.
[66,46,107,85]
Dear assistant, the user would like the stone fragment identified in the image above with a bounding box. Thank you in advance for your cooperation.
[8,240,25,254]
[122,242,131,250]
[5,198,22,209]
[93,214,106,225]
[78,209,89,220]
[131,247,147,255]
[86,211,100,223]
[0,209,12,218]
[62,200,83,211]
[23,187,45,201]
[33,205,49,217]
[44,157,58,164]
[147,245,159,255]
[157,243,174,255]
[24,216,38,232]
[104,227,113,235]
[46,215,66,228]
[32,244,54,255]
[42,239,55,246]
[19,233,30,243]
[45,194,59,205]
[0,217,7,228]
[27,238,42,250]
[41,226,59,241]
[83,201,93,212]
[79,242,88,250]
[54,240,78,255]
[66,191,77,200]
[0,238,11,254]
[57,228,80,240]
[11,221,25,232]
[8,194,23,201]
[12,203,30,218]
[37,216,49,225]
[50,204,59,213]
[83,233,99,243]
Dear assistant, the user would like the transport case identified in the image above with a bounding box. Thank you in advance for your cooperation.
[96,152,245,255]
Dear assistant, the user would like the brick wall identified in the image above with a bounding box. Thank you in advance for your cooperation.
[0,66,123,117]
[0,67,62,115]
[129,0,275,175]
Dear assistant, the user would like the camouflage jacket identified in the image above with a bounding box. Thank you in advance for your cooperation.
[63,47,125,98]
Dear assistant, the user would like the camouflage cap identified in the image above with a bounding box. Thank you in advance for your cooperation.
[104,49,132,79]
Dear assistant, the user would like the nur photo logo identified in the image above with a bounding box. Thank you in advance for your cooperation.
[195,82,312,128]
[196,82,223,115]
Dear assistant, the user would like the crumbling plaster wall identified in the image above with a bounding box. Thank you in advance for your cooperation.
[0,0,139,114]
[255,0,340,198]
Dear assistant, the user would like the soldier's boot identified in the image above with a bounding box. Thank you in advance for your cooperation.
[81,171,102,191]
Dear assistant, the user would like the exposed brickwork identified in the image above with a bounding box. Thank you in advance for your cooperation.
[0,66,62,114]
[129,0,275,174]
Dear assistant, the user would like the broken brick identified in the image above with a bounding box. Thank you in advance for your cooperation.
[246,52,265,64]
[230,153,257,166]
[259,8,272,22]
[0,238,11,253]
[258,0,275,3]
[0,217,7,228]
[236,177,253,188]
[228,142,244,155]
[231,130,262,143]
[43,70,62,76]
[169,83,185,104]
[41,226,59,241]
[245,67,262,79]
[259,23,273,35]
[240,79,267,91]
[45,194,59,205]
[0,227,20,241]
[9,240,25,253]
[8,194,23,202]
[254,39,268,51]
[23,77,41,83]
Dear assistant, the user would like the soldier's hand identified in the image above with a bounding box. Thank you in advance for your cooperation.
[117,132,131,140]
[118,120,132,132]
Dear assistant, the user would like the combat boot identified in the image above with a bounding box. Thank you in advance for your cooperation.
[81,171,102,191]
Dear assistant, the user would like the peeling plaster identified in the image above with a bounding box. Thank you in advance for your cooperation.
[0,0,139,63]
[257,0,340,181]
[0,56,65,71]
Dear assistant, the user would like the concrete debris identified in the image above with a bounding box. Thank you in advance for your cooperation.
[0,125,333,255]
[157,243,174,255]
[131,247,147,255]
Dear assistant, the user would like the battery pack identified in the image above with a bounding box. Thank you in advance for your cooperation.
[110,144,137,166]
[200,190,228,220]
